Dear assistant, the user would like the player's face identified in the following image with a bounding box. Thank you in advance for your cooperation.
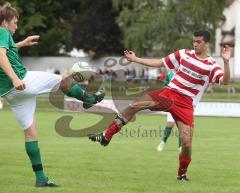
[5,17,18,35]
[193,36,208,55]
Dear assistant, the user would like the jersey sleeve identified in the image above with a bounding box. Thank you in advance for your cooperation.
[162,49,184,71]
[0,28,10,50]
[209,63,224,84]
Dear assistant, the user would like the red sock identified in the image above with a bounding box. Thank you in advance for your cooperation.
[105,121,122,141]
[178,155,191,176]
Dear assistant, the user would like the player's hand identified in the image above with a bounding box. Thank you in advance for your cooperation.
[221,45,232,63]
[12,78,25,90]
[22,35,40,47]
[124,50,136,62]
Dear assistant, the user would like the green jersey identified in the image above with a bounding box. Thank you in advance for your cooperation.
[163,70,175,87]
[0,28,27,96]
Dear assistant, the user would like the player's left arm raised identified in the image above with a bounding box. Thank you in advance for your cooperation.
[16,35,40,48]
[221,46,232,85]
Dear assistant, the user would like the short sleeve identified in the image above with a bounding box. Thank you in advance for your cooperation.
[209,63,224,84]
[162,49,184,71]
[0,28,10,50]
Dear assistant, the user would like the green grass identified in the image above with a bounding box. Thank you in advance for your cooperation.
[0,110,240,193]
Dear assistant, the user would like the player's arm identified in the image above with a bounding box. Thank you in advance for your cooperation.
[221,46,232,85]
[0,48,25,90]
[16,35,40,48]
[124,50,164,68]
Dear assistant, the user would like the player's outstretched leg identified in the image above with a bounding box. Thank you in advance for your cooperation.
[60,76,105,109]
[66,83,105,109]
[89,94,156,146]
[88,114,127,146]
[82,90,105,109]
[88,132,110,146]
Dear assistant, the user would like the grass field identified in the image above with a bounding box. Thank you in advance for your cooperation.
[0,110,240,193]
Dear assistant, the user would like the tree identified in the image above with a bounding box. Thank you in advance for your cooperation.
[113,0,226,56]
[69,0,123,58]
[112,0,164,56]
[2,0,123,56]
[2,0,71,56]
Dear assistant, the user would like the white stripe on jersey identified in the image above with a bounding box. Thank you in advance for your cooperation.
[163,49,224,106]
[174,74,208,92]
[169,52,180,69]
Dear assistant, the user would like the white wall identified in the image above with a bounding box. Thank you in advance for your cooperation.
[22,56,237,79]
[22,56,89,74]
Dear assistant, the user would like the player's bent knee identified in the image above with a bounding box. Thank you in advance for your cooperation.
[60,76,73,93]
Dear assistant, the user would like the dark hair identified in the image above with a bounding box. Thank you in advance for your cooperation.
[0,2,19,24]
[194,30,211,42]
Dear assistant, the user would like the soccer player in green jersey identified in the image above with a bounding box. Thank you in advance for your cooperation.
[157,70,182,152]
[0,2,105,187]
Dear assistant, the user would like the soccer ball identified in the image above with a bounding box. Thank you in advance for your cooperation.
[70,61,95,82]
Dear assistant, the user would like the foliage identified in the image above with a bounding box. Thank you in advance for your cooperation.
[0,0,70,56]
[0,0,123,56]
[113,0,226,56]
[0,0,226,56]
[69,0,123,58]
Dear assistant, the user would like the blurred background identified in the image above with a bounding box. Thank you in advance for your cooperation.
[0,0,240,110]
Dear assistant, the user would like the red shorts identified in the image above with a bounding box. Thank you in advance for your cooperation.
[147,87,194,127]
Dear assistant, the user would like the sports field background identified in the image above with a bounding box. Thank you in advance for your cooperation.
[0,109,240,193]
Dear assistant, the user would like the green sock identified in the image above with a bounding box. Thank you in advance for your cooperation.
[66,84,96,104]
[162,127,172,143]
[25,141,48,182]
[178,136,182,148]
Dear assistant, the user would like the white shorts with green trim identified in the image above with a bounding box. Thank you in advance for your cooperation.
[4,71,62,129]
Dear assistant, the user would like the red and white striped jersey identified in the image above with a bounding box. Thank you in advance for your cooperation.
[163,49,223,107]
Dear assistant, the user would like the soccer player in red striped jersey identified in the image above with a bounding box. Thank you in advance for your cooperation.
[89,30,232,181]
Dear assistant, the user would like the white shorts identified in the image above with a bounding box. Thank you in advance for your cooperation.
[4,71,62,129]
[167,112,175,123]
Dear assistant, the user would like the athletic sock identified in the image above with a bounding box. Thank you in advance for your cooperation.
[66,84,96,104]
[25,141,48,182]
[178,136,182,148]
[178,155,191,176]
[105,114,127,141]
[162,126,172,143]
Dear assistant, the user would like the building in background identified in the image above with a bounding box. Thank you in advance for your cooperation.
[215,0,240,79]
